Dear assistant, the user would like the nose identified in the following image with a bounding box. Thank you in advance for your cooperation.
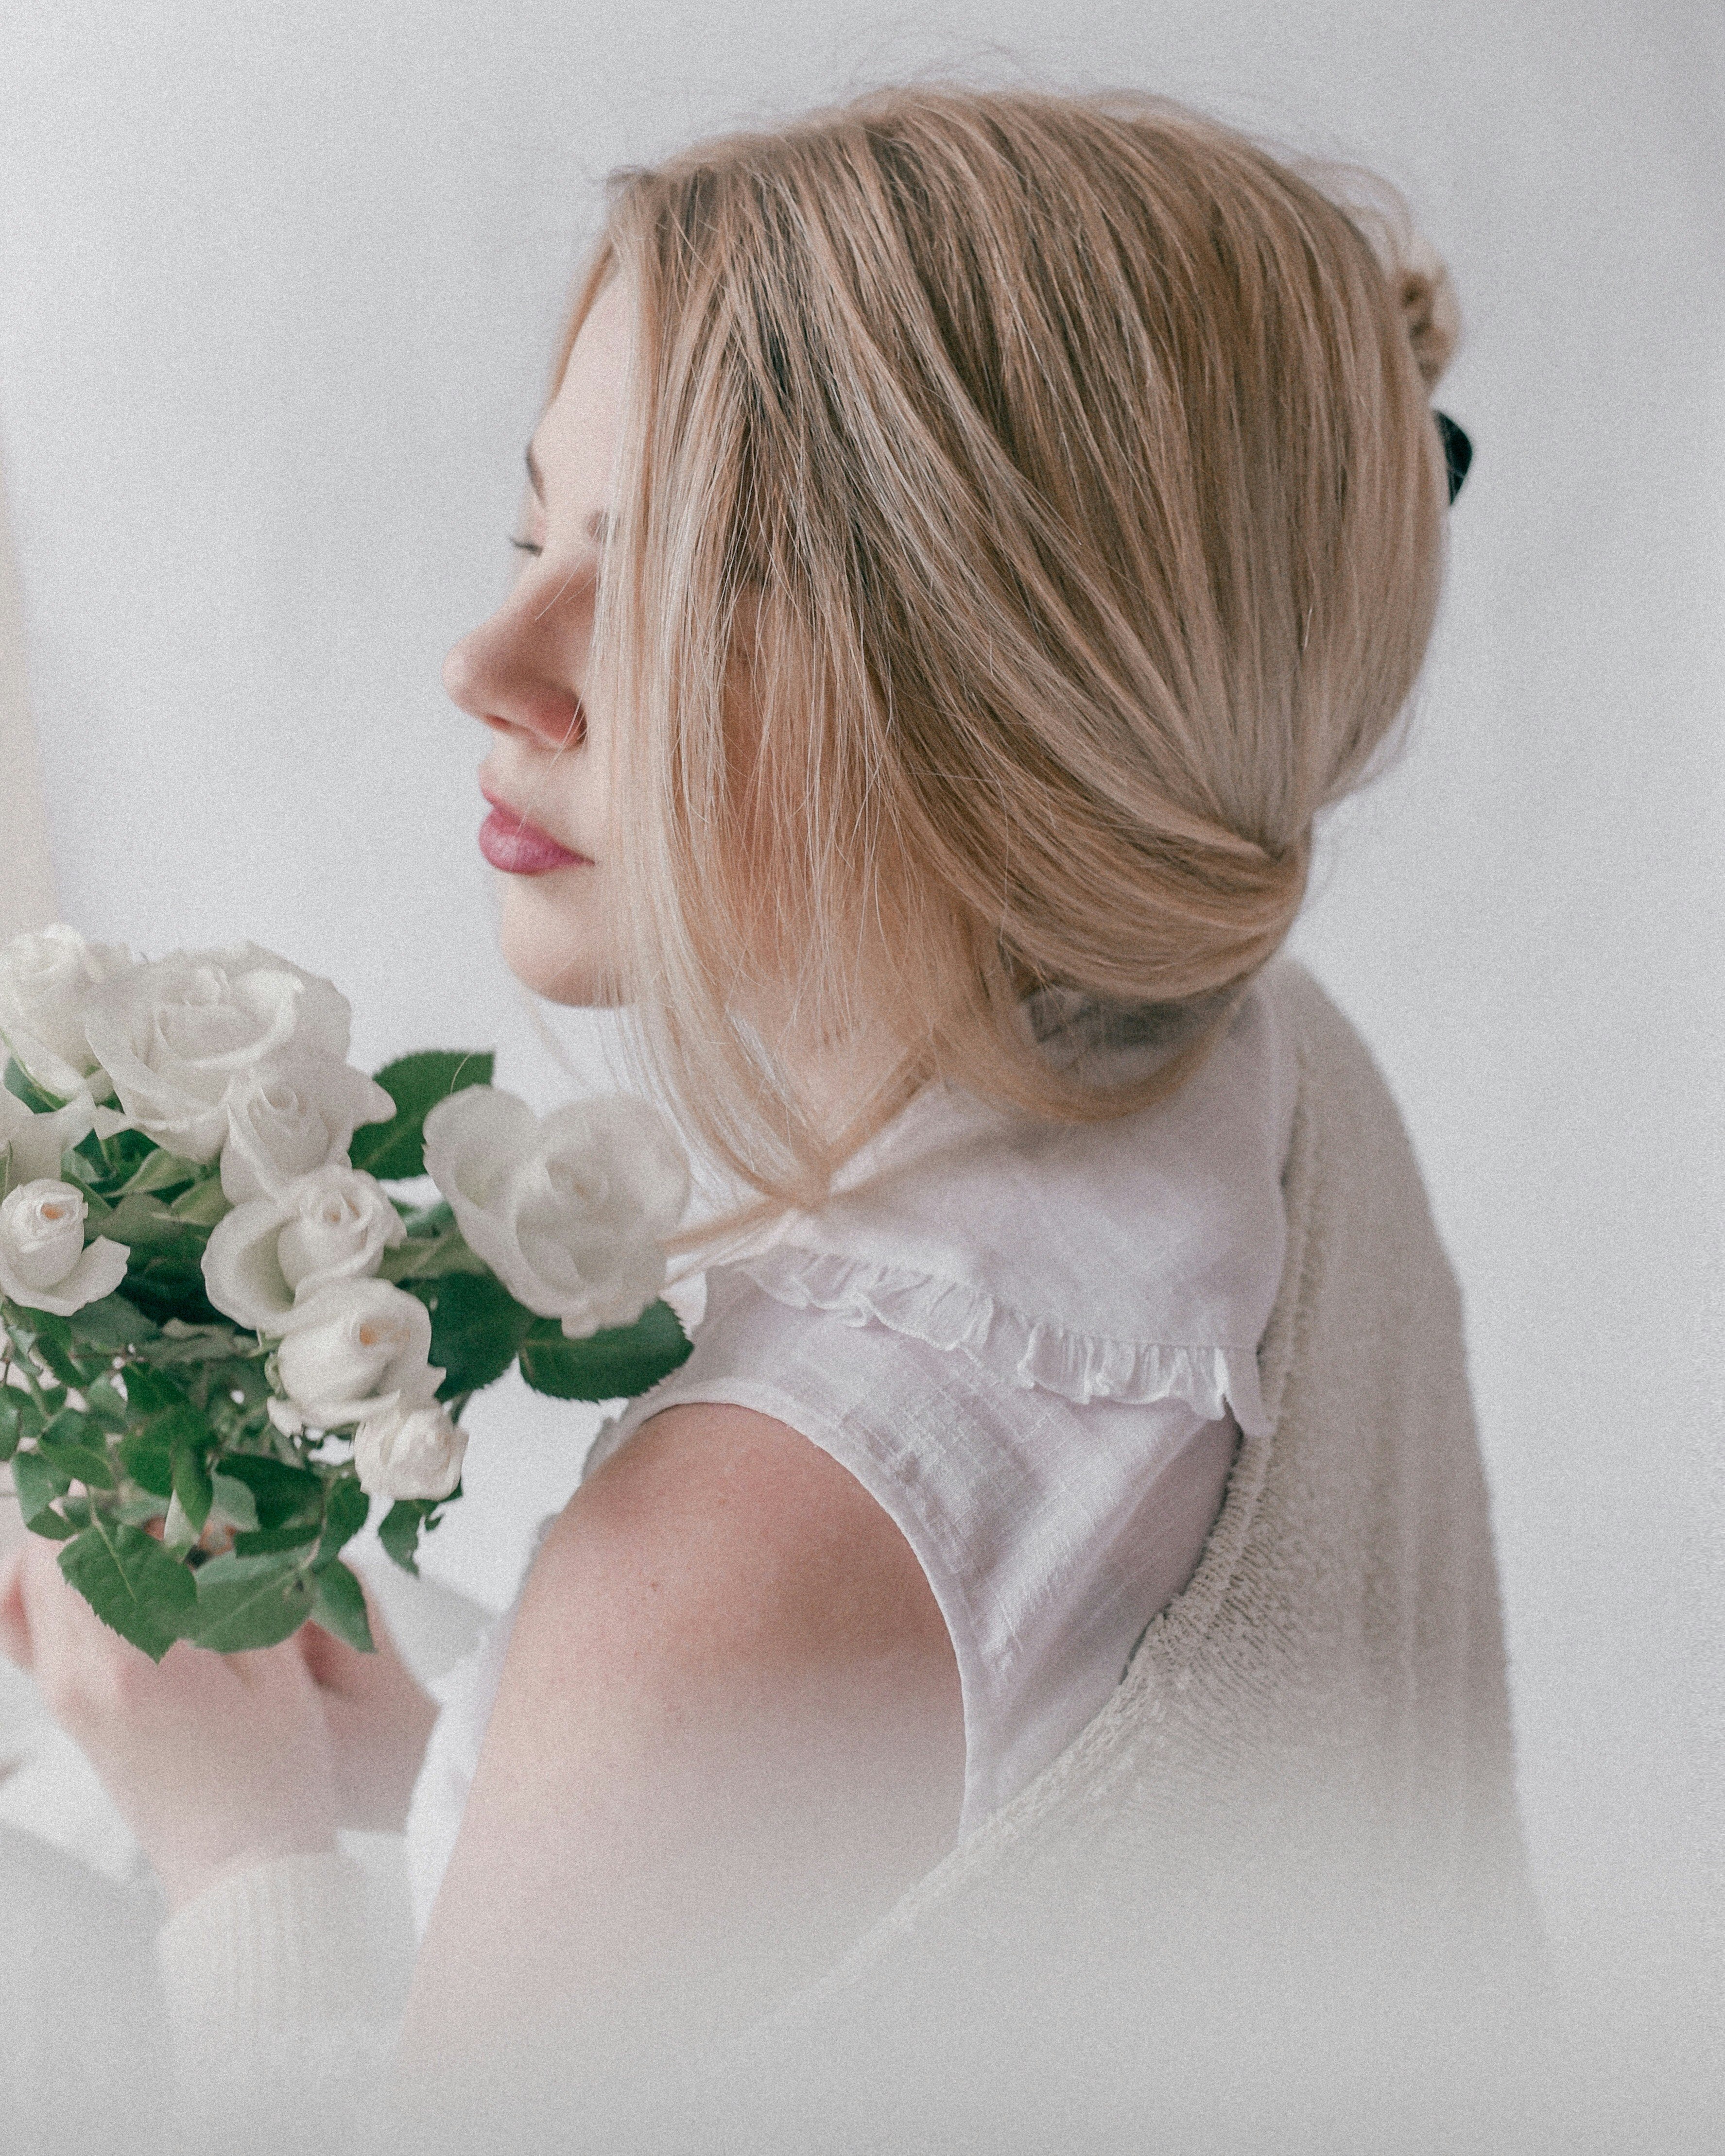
[443,598,585,750]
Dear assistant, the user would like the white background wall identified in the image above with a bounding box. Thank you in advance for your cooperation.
[1,0,1719,2123]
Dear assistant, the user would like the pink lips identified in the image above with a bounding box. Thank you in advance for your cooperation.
[478,800,589,875]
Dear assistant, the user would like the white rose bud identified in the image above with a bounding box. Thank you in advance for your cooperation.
[274,1277,442,1430]
[202,1165,407,1333]
[220,1055,395,1204]
[83,943,354,1163]
[0,924,135,1102]
[352,1400,467,1502]
[423,1086,689,1339]
[0,1179,129,1315]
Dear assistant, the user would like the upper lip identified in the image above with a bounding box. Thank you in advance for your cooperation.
[478,780,583,855]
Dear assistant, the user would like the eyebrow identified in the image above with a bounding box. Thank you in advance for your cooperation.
[522,444,612,547]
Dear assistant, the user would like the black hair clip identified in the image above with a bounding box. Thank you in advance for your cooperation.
[1434,410,1472,505]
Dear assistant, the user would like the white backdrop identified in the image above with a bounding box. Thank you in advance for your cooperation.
[1,0,1719,2123]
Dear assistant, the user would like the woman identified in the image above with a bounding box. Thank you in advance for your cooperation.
[1,85,1519,2147]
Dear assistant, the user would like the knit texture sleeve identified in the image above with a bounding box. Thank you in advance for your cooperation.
[154,1849,411,2153]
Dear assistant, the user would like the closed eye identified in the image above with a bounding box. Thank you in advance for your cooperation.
[509,536,544,557]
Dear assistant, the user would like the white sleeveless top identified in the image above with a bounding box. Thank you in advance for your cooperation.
[405,978,1299,1933]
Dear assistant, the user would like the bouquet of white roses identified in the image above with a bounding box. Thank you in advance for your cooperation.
[0,926,691,1659]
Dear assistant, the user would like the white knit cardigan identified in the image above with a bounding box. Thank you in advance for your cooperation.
[586,958,1539,2152]
[155,962,1538,2150]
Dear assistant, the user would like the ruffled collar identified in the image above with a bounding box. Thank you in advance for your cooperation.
[715,963,1300,1435]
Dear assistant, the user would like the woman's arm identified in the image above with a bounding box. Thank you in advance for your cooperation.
[395,1401,964,2119]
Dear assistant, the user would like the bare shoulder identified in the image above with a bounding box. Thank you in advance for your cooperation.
[492,1401,964,1814]
[402,1403,963,2087]
[527,1401,957,1682]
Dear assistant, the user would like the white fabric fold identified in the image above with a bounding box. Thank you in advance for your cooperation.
[733,1244,1270,1432]
[723,968,1299,1439]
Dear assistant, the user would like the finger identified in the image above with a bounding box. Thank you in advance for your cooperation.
[297,1588,413,1696]
[19,1532,142,1680]
[18,1537,223,1720]
[227,1638,326,1709]
[0,1542,31,1669]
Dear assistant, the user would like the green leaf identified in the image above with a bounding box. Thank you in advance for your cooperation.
[38,1410,115,1490]
[152,1399,219,1463]
[56,1148,111,1203]
[3,1058,64,1113]
[348,1051,495,1181]
[316,1473,369,1566]
[232,1522,321,1557]
[161,1492,198,1553]
[97,1202,221,1327]
[117,1146,200,1199]
[220,1356,271,1406]
[58,1515,198,1661]
[80,1380,133,1432]
[169,1177,232,1228]
[99,1195,188,1250]
[408,1270,534,1400]
[43,1445,113,1489]
[40,1408,105,1450]
[310,1559,375,1654]
[171,1432,214,1534]
[378,1224,489,1284]
[26,1506,79,1540]
[517,1299,692,1402]
[216,1454,324,1529]
[117,1426,176,1499]
[120,1366,192,1417]
[208,1471,259,1531]
[378,1497,438,1576]
[20,1313,91,1391]
[65,1293,161,1352]
[188,1552,318,1651]
[0,1392,30,1463]
[146,1323,258,1367]
[13,1446,70,1523]
[117,1253,224,1329]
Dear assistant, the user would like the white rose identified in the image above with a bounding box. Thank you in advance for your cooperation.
[202,1165,407,1333]
[0,1091,96,1195]
[423,1086,688,1338]
[83,943,354,1163]
[274,1277,442,1430]
[352,1399,467,1502]
[0,1179,129,1315]
[220,1055,395,1204]
[0,924,135,1101]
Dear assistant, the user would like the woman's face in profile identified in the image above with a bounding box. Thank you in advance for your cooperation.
[443,278,633,1006]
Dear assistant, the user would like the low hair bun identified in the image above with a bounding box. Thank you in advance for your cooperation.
[1394,232,1461,391]
[1310,168,1461,391]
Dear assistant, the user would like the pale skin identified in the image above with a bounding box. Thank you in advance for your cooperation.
[0,277,965,2108]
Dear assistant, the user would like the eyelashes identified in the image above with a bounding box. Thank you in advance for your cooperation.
[509,536,544,557]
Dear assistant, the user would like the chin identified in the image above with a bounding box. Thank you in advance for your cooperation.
[495,875,620,1007]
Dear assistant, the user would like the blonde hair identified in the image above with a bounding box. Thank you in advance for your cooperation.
[567,87,1459,1220]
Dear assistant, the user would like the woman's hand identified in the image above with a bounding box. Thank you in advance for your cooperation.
[0,1533,339,1909]
[296,1592,439,1832]
[0,1535,437,1908]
